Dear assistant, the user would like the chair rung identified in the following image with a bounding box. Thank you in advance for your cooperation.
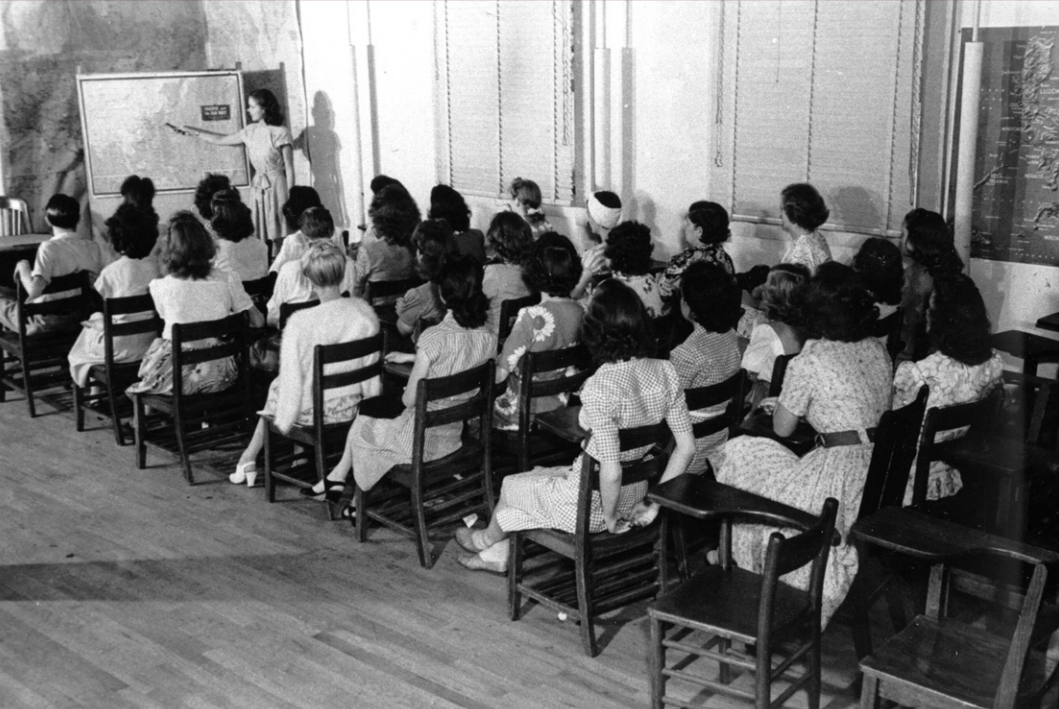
[662,668,756,701]
[592,584,659,615]
[516,586,580,619]
[668,642,757,671]
[769,674,811,709]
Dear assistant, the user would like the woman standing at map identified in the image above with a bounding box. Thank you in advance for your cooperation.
[185,89,294,246]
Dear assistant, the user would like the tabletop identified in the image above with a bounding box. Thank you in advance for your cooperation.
[1036,311,1059,333]
[648,475,823,532]
[0,233,49,250]
[849,507,1059,564]
[536,405,586,443]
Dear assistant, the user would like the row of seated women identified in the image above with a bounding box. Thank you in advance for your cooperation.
[57,171,1003,633]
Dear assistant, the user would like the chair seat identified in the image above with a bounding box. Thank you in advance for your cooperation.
[525,522,661,562]
[136,385,247,414]
[862,615,1053,708]
[649,565,812,644]
[0,327,78,354]
[86,361,140,386]
[388,441,485,487]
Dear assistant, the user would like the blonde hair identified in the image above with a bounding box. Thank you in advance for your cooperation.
[302,241,346,288]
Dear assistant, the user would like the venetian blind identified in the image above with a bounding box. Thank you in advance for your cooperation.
[435,0,576,203]
[726,0,924,235]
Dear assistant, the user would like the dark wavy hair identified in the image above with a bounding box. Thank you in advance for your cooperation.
[106,204,159,260]
[282,186,322,233]
[781,183,830,232]
[120,175,155,211]
[413,219,457,283]
[762,263,810,324]
[800,262,877,342]
[928,273,993,365]
[248,88,284,126]
[428,184,471,232]
[582,279,656,364]
[682,261,742,333]
[437,255,488,329]
[486,211,533,266]
[45,194,80,230]
[164,212,215,279]
[194,173,232,220]
[904,208,964,276]
[687,201,730,245]
[299,206,335,240]
[522,233,583,297]
[210,190,255,242]
[853,237,904,306]
[369,184,421,248]
[370,174,404,195]
[510,177,547,228]
[605,221,654,276]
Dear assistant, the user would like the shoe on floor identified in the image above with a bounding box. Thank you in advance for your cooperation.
[454,526,488,553]
[457,553,507,575]
[229,462,256,485]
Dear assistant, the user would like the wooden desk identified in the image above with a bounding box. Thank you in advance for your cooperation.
[648,475,822,532]
[1036,312,1059,333]
[535,405,585,443]
[739,409,818,457]
[0,233,49,289]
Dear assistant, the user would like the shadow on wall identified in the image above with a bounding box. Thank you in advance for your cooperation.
[828,185,883,234]
[300,91,347,228]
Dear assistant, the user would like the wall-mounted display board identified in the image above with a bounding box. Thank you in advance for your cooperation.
[76,70,250,196]
[969,27,1059,265]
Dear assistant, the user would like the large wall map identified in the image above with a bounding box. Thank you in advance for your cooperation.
[78,72,250,196]
[970,26,1059,265]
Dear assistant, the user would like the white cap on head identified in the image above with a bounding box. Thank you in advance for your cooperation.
[587,192,622,230]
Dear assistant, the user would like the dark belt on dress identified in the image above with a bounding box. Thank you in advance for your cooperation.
[815,428,876,448]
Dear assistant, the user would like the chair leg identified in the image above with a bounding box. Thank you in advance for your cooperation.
[134,396,147,469]
[355,485,368,541]
[73,383,85,432]
[858,672,879,709]
[106,380,126,446]
[648,618,666,709]
[508,532,523,621]
[316,443,337,521]
[173,407,194,485]
[575,558,599,657]
[411,484,435,569]
[672,517,689,584]
[21,355,35,417]
[719,638,732,684]
[808,629,822,709]
[264,422,276,503]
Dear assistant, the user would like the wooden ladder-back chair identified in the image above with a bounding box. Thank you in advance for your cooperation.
[493,343,596,477]
[648,497,839,709]
[354,360,495,569]
[73,293,162,445]
[364,277,422,308]
[0,197,31,236]
[278,299,319,331]
[742,354,814,457]
[263,332,383,520]
[508,422,673,657]
[860,546,1056,709]
[844,385,929,660]
[130,313,252,484]
[0,271,91,417]
[241,274,275,327]
[497,293,541,350]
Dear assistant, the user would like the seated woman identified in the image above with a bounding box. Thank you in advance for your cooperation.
[395,219,458,341]
[269,185,336,273]
[126,213,264,396]
[494,233,585,430]
[892,273,1003,504]
[853,237,904,320]
[193,173,232,235]
[429,184,486,263]
[900,208,964,361]
[483,211,534,337]
[779,183,832,274]
[306,256,496,503]
[229,242,381,486]
[211,189,269,281]
[508,177,552,238]
[716,262,891,626]
[267,207,358,327]
[741,263,809,410]
[576,221,663,318]
[668,261,743,475]
[68,204,161,387]
[658,200,735,307]
[353,184,419,298]
[456,280,695,574]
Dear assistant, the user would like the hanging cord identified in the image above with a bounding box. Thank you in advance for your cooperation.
[910,0,925,206]
[713,1,726,168]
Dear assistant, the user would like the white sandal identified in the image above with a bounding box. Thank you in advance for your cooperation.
[229,461,256,485]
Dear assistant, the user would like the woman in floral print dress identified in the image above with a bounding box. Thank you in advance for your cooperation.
[494,234,585,430]
[658,200,735,308]
[580,221,663,318]
[716,263,891,626]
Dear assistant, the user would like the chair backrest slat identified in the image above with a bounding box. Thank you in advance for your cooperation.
[0,197,30,236]
[103,293,162,339]
[170,313,248,400]
[365,277,423,305]
[279,299,319,331]
[685,370,747,440]
[767,354,794,398]
[498,293,542,346]
[857,385,929,519]
[311,331,384,433]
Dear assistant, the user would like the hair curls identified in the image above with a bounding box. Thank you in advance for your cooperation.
[605,221,654,276]
[194,173,232,220]
[800,262,877,342]
[522,234,583,298]
[428,184,471,233]
[369,185,421,248]
[762,263,810,324]
[413,219,457,283]
[928,273,993,365]
[781,183,830,232]
[106,204,159,260]
[903,208,964,277]
[210,190,255,242]
[248,88,284,126]
[682,261,742,333]
[582,280,656,364]
[437,255,488,329]
[282,186,322,233]
[164,212,215,279]
[686,201,730,245]
[486,211,533,266]
[853,237,903,306]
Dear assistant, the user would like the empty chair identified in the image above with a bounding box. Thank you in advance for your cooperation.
[0,197,31,236]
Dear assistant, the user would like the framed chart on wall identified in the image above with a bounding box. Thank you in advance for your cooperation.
[77,70,251,196]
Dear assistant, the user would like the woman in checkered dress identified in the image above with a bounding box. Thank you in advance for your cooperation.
[315,256,496,498]
[456,280,696,573]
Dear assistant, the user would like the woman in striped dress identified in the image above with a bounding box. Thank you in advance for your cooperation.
[310,256,496,501]
[455,280,696,574]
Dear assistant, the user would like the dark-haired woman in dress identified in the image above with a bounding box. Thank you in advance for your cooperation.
[185,88,294,245]
[456,279,695,574]
[309,256,496,500]
[900,208,964,361]
[892,273,1002,504]
[578,221,663,318]
[429,184,486,263]
[779,183,832,273]
[716,262,891,625]
[658,200,735,307]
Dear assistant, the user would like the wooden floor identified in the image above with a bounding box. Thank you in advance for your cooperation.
[0,394,868,709]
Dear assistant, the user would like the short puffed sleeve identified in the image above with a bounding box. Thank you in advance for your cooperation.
[777,348,815,418]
